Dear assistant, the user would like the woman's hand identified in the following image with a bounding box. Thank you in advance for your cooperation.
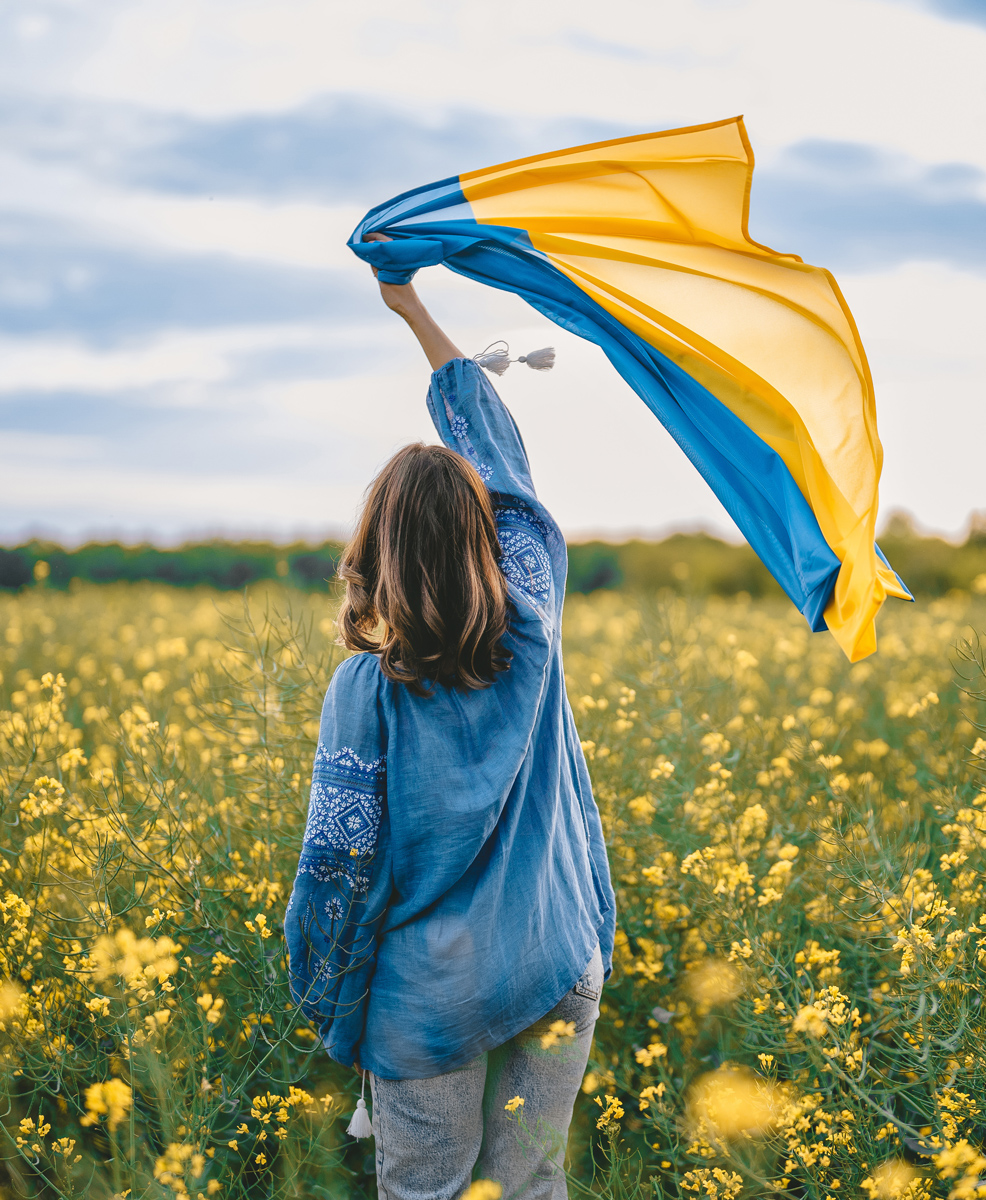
[361,232,464,371]
[362,232,423,318]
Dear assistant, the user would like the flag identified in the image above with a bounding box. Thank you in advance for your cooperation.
[349,116,910,660]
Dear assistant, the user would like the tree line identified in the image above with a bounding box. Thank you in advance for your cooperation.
[2,514,985,597]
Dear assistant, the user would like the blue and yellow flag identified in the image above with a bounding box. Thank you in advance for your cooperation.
[349,116,910,660]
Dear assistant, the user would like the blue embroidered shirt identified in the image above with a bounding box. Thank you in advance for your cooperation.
[285,357,616,1080]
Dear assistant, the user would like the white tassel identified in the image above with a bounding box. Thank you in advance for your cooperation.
[474,341,556,375]
[476,354,510,375]
[346,1098,373,1139]
[346,1073,374,1139]
[518,347,555,371]
[474,341,512,375]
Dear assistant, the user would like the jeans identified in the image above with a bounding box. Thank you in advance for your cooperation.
[369,945,603,1200]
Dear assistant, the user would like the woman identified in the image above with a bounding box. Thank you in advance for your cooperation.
[285,249,616,1200]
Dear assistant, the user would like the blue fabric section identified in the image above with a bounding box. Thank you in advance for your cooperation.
[350,176,481,283]
[354,237,446,283]
[286,360,616,1080]
[353,173,465,232]
[349,193,843,627]
[284,654,392,1068]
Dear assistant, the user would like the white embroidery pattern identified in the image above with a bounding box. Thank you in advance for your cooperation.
[298,744,386,891]
[496,506,552,605]
[296,854,371,893]
[313,744,386,786]
[304,782,381,857]
[500,529,551,604]
[443,393,493,483]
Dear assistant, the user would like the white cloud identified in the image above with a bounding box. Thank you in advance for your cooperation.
[0,446,363,542]
[2,0,983,545]
[0,275,745,541]
[0,331,228,392]
[1,429,103,462]
[840,261,986,536]
[0,152,364,271]
[0,323,360,393]
[67,0,986,170]
[3,259,982,543]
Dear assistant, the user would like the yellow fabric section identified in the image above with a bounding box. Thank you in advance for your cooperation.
[461,118,907,661]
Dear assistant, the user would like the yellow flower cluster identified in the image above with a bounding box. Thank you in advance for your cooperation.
[0,585,343,1197]
[79,1078,132,1132]
[461,1182,503,1200]
[153,1139,219,1196]
[539,1019,577,1050]
[1,579,986,1197]
[594,1093,625,1133]
[566,588,986,1196]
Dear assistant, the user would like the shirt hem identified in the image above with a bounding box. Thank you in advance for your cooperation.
[357,931,602,1081]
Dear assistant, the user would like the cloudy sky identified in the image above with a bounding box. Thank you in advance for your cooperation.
[2,0,984,545]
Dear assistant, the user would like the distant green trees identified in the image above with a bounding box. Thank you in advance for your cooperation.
[566,533,780,596]
[3,515,985,597]
[0,540,343,593]
[567,517,986,599]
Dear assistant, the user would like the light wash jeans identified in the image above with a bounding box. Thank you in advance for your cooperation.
[369,945,603,1200]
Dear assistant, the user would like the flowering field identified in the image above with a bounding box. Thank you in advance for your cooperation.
[2,582,986,1199]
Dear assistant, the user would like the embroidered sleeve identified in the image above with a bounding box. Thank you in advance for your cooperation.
[284,657,389,1061]
[291,744,385,996]
[296,746,386,892]
[426,358,565,613]
[427,358,538,505]
[496,504,553,607]
[284,657,391,1070]
[285,742,388,1045]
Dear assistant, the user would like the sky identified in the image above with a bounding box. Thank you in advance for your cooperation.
[1,0,984,546]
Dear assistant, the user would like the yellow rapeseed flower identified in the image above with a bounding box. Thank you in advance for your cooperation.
[80,1079,132,1132]
[862,1158,922,1198]
[0,980,26,1024]
[685,959,743,1007]
[594,1094,625,1133]
[540,1019,576,1050]
[686,1067,782,1141]
[461,1183,503,1200]
[196,994,224,1023]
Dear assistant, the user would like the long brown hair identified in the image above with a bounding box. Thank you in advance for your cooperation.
[337,443,511,694]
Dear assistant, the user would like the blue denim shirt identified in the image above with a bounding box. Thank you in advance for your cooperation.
[285,358,616,1080]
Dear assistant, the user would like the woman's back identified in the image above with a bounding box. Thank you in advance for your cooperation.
[286,358,614,1079]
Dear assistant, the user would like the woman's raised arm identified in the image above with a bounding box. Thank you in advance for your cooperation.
[363,232,463,371]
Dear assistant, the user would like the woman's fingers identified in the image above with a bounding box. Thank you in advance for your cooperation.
[362,231,392,278]
[359,232,423,314]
